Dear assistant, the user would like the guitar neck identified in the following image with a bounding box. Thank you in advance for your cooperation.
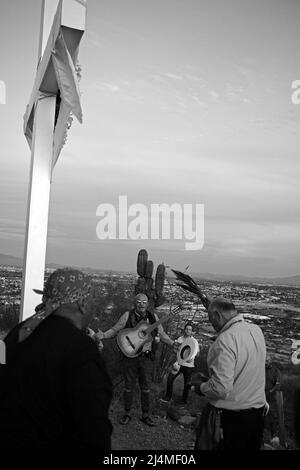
[145,306,181,335]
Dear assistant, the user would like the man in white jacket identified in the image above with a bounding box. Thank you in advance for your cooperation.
[193,297,267,450]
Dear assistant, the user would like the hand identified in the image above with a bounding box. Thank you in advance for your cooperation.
[191,372,209,386]
[86,327,95,338]
[190,378,204,389]
[190,374,209,397]
[190,383,204,396]
[154,335,160,343]
[173,341,180,351]
[263,402,270,416]
[96,330,105,340]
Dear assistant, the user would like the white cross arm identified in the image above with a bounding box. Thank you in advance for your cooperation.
[23,0,87,170]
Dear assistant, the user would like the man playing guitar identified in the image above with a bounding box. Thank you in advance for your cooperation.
[96,293,175,426]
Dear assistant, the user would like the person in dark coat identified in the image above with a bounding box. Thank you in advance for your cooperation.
[0,268,112,451]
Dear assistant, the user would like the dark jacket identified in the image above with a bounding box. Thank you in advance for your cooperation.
[0,315,112,451]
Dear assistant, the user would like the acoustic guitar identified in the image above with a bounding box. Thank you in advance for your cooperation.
[117,306,182,358]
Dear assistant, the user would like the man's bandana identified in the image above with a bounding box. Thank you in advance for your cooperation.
[18,268,93,342]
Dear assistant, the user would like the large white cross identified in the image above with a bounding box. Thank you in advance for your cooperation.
[20,0,87,320]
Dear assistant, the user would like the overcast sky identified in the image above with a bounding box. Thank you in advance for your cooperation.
[0,0,299,277]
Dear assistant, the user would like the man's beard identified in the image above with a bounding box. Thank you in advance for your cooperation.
[136,308,146,317]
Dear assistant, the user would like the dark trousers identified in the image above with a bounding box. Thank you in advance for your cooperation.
[123,356,153,415]
[165,366,194,403]
[220,407,265,450]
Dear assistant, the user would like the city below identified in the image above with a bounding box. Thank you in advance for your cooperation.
[1,264,300,366]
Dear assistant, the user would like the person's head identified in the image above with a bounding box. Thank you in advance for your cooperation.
[18,268,95,343]
[35,268,95,330]
[134,293,148,315]
[183,322,193,337]
[207,297,237,332]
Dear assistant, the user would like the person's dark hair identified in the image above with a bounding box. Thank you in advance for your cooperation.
[184,322,193,330]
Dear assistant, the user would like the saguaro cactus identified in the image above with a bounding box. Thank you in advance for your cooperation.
[135,249,166,312]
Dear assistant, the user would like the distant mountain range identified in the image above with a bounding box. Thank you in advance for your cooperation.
[192,272,300,287]
[0,252,299,286]
[0,254,130,275]
[0,253,23,267]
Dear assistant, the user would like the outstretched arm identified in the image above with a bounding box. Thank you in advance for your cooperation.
[96,311,129,340]
[155,314,174,347]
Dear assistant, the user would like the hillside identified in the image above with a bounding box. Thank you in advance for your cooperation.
[1,252,300,286]
[0,253,23,267]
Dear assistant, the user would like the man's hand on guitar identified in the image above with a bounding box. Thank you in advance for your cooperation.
[96,330,105,340]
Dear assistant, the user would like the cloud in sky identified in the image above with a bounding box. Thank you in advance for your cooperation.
[0,0,299,276]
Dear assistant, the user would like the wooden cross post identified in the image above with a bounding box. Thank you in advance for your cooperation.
[20,0,87,320]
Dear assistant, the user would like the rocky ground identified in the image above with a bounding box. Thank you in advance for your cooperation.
[109,377,201,450]
[109,376,295,451]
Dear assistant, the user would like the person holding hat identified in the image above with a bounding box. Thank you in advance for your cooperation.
[0,268,112,451]
[97,293,175,427]
[161,322,200,405]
